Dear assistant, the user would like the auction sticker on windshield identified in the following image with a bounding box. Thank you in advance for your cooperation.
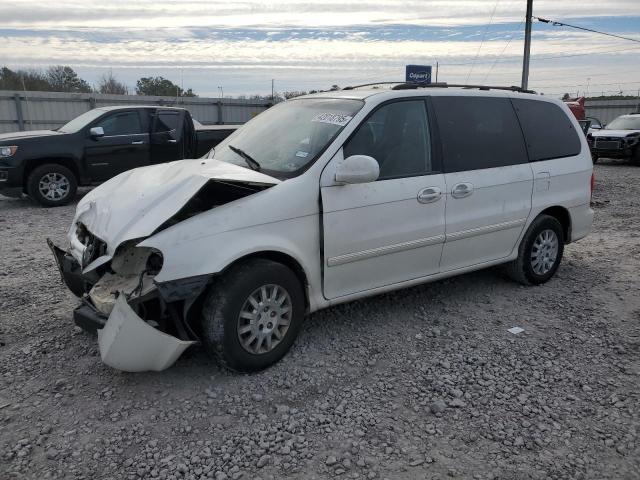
[312,112,353,126]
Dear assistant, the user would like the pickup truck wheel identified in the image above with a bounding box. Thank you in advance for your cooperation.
[631,148,640,166]
[504,214,564,285]
[201,259,305,372]
[27,164,77,207]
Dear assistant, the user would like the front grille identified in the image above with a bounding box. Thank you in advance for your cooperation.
[595,139,621,150]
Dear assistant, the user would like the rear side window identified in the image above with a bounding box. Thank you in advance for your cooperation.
[153,111,180,134]
[432,96,528,173]
[512,99,581,161]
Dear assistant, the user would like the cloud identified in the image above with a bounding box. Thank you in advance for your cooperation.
[2,0,640,28]
[0,0,639,96]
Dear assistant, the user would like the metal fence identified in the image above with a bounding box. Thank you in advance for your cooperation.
[585,99,640,125]
[2,90,638,134]
[0,90,272,133]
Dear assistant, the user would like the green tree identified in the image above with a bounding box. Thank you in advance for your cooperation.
[46,65,92,93]
[0,66,50,91]
[98,72,128,95]
[135,76,196,97]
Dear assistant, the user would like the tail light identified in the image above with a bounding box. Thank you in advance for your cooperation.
[590,172,595,201]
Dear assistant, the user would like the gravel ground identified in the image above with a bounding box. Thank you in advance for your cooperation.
[1,159,639,480]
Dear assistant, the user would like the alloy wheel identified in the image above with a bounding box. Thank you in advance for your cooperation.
[38,172,70,201]
[530,229,559,275]
[237,284,292,355]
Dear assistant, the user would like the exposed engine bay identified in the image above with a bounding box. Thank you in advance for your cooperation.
[48,177,277,372]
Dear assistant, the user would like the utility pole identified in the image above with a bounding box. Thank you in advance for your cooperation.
[435,62,439,83]
[271,79,275,103]
[521,0,533,90]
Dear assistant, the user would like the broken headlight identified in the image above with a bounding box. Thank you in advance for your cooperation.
[146,251,164,275]
[76,223,107,268]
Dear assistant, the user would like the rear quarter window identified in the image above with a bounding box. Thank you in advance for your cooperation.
[432,96,528,173]
[512,99,581,161]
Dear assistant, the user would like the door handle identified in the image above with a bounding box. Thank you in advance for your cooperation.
[417,187,442,204]
[451,182,474,199]
[131,140,144,145]
[167,139,177,144]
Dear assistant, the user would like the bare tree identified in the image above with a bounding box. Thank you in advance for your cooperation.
[283,90,307,99]
[98,72,128,95]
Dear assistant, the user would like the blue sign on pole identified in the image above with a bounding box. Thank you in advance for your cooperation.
[405,65,432,84]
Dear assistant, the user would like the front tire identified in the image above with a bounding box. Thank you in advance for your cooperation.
[505,215,564,285]
[630,148,640,166]
[27,163,77,207]
[201,259,305,372]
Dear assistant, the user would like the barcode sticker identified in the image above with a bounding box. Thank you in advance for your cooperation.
[311,112,353,126]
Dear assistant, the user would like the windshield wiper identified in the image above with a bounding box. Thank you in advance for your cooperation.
[229,145,261,171]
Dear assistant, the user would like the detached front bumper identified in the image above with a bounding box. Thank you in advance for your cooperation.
[98,296,196,372]
[48,238,197,372]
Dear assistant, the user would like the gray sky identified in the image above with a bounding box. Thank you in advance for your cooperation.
[1,0,639,97]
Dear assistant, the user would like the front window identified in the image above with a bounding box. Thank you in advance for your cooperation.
[94,111,142,136]
[606,116,640,130]
[213,98,364,177]
[344,100,433,179]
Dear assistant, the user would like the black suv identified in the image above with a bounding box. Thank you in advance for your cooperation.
[0,106,238,206]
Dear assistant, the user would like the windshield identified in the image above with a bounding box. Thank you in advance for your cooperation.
[58,109,106,133]
[213,98,363,177]
[606,116,640,130]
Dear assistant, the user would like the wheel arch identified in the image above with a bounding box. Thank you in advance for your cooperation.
[538,206,572,243]
[23,157,80,190]
[221,250,311,311]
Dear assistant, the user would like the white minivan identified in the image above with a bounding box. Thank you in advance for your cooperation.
[50,85,594,372]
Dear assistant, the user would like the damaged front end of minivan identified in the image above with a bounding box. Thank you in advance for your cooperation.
[48,160,280,372]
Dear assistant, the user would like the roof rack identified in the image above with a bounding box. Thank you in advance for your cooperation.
[342,82,403,91]
[342,81,535,94]
[391,82,536,94]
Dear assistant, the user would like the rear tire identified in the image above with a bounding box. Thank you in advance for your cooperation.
[505,215,564,285]
[201,259,305,372]
[27,163,77,207]
[630,148,640,166]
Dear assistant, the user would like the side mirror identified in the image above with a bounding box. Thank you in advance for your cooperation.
[335,155,379,184]
[89,126,104,138]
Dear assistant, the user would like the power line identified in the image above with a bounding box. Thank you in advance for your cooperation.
[533,80,640,89]
[465,0,501,83]
[482,16,525,84]
[535,17,640,44]
[439,44,640,67]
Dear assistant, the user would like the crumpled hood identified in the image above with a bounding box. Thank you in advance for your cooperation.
[591,129,640,138]
[71,158,280,265]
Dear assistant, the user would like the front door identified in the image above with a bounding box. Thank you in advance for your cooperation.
[84,110,149,181]
[431,95,533,271]
[321,99,446,299]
